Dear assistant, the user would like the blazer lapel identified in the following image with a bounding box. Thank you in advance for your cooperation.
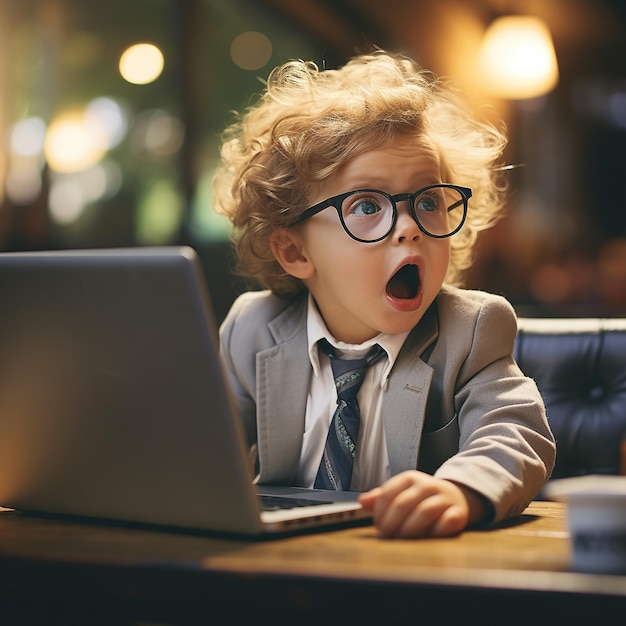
[256,300,310,484]
[383,304,438,476]
[254,296,441,482]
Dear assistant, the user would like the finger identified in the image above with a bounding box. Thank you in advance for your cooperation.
[357,487,382,510]
[381,486,467,538]
[394,493,468,539]
[428,504,467,537]
[375,484,435,537]
[371,472,433,518]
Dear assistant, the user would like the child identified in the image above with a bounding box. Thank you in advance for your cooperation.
[213,50,556,538]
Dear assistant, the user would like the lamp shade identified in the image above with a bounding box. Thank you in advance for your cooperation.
[477,16,559,99]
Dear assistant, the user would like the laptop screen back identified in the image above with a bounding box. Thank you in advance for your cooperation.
[0,247,264,534]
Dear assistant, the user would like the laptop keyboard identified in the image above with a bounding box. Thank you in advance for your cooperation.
[260,494,333,512]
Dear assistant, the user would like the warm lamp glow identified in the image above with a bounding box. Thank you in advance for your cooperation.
[477,16,559,99]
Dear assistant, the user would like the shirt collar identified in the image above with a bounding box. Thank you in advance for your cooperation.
[306,293,408,385]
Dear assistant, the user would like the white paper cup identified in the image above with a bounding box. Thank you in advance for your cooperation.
[544,475,626,574]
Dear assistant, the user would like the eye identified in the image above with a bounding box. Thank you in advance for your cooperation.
[353,199,381,216]
[415,194,440,213]
[345,194,385,217]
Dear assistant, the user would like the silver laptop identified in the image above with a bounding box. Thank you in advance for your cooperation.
[0,246,369,535]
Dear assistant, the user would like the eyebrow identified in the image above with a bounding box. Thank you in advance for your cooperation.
[338,178,443,193]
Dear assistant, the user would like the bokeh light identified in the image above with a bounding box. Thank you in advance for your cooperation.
[48,160,123,225]
[119,43,164,85]
[44,111,108,173]
[136,179,184,244]
[5,162,42,206]
[85,97,128,149]
[230,31,272,70]
[10,117,47,157]
[130,109,184,157]
[6,117,47,205]
[48,178,86,224]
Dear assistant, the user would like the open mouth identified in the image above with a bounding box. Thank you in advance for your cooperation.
[386,264,420,300]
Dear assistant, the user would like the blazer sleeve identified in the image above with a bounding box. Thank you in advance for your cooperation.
[428,290,556,523]
[218,292,261,450]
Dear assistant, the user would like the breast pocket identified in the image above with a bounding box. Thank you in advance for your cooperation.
[418,414,459,474]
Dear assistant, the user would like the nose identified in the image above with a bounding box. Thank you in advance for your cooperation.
[392,199,422,243]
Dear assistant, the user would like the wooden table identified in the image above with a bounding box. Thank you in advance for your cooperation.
[0,501,624,625]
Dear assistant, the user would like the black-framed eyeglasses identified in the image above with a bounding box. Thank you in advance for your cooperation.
[293,184,472,243]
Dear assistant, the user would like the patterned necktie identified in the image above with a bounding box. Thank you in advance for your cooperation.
[314,339,385,490]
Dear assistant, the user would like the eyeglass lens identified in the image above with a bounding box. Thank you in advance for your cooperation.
[340,186,465,241]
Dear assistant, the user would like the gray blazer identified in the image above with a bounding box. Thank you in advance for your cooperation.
[219,285,556,523]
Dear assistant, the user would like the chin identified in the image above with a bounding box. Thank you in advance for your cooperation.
[377,310,427,336]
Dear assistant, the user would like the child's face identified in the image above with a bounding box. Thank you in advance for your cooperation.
[281,138,451,344]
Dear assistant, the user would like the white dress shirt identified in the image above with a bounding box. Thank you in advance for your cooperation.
[295,293,409,491]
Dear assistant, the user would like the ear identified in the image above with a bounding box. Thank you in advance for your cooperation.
[270,228,315,280]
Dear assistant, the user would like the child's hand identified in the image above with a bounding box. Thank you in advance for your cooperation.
[358,471,488,538]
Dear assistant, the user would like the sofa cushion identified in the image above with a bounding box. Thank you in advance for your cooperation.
[514,318,626,478]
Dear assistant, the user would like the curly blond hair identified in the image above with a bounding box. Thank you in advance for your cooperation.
[213,50,508,298]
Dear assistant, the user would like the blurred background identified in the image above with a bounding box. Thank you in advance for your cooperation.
[1,0,625,322]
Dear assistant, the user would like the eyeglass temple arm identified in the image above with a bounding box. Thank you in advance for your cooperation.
[447,188,472,212]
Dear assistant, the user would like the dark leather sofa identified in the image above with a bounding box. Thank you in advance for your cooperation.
[514,317,626,479]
